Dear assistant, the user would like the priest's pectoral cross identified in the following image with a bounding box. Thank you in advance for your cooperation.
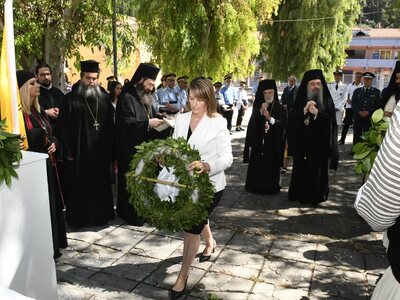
[93,122,100,131]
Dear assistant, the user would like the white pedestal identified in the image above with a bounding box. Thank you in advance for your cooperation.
[0,151,57,300]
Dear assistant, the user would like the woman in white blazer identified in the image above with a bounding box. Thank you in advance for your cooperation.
[170,77,233,299]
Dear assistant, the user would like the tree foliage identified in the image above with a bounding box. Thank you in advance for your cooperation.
[362,0,400,28]
[259,0,362,81]
[132,0,281,80]
[0,0,136,85]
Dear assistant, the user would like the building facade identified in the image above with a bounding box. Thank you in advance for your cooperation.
[343,28,400,88]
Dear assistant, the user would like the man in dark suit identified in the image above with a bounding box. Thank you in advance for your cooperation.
[352,72,381,147]
[281,75,297,113]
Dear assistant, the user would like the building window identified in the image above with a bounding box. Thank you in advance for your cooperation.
[345,49,366,59]
[374,50,392,59]
[395,51,400,59]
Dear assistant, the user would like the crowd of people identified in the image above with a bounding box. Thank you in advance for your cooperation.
[16,59,400,298]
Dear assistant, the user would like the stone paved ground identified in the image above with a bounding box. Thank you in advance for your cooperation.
[57,109,388,299]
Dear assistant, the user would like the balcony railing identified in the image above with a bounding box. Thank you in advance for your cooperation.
[345,58,397,68]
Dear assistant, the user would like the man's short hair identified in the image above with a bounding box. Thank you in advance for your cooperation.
[35,63,52,75]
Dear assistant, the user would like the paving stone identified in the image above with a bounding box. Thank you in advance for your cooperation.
[192,272,253,296]
[310,265,367,299]
[210,248,264,279]
[249,281,274,298]
[259,258,313,289]
[67,226,116,244]
[89,272,138,291]
[269,239,317,263]
[366,273,380,297]
[66,239,91,252]
[365,253,389,274]
[57,263,97,280]
[58,282,95,300]
[129,235,183,260]
[143,260,206,290]
[227,232,273,254]
[95,227,147,252]
[120,223,156,234]
[315,244,365,272]
[67,245,124,269]
[132,283,169,300]
[104,253,161,281]
[272,287,309,300]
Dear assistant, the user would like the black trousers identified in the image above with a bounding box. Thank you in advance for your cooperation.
[222,108,233,131]
[353,116,371,146]
[236,107,245,127]
[340,108,353,142]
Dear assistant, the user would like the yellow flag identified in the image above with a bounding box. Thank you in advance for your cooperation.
[0,0,28,149]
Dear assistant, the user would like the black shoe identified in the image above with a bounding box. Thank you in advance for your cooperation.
[170,279,187,300]
[338,140,344,145]
[199,241,216,262]
[240,127,245,131]
[235,128,241,131]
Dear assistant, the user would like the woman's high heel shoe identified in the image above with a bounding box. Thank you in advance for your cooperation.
[170,278,187,300]
[199,239,216,262]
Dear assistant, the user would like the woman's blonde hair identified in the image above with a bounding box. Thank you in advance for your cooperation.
[19,79,40,114]
[188,77,218,117]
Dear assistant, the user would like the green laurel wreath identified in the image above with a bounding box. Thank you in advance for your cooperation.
[126,137,215,232]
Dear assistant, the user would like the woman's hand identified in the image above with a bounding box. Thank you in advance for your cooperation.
[189,160,210,174]
[47,142,56,154]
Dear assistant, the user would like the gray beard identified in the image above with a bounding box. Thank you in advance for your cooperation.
[307,88,323,104]
[78,83,101,99]
[136,84,153,110]
[265,97,274,104]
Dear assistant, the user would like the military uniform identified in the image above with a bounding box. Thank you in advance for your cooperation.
[352,81,380,146]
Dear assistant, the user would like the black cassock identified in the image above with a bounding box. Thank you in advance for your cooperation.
[115,84,165,225]
[38,86,65,141]
[24,107,67,257]
[60,88,115,228]
[288,95,338,205]
[244,100,286,194]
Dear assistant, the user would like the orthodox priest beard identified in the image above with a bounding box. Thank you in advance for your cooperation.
[136,83,154,116]
[307,87,325,111]
[77,82,102,99]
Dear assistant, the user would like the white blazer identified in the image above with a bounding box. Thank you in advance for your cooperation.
[173,112,233,192]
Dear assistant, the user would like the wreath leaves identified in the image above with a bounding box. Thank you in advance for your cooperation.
[126,137,215,232]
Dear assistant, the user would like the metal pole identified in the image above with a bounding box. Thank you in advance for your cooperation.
[112,0,118,77]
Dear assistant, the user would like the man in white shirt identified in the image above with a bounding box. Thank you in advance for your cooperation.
[235,81,248,131]
[338,72,363,145]
[328,69,348,127]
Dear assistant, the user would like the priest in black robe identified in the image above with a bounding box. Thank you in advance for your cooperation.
[380,60,400,117]
[115,63,164,225]
[35,63,65,141]
[59,60,115,228]
[244,79,286,194]
[288,69,338,205]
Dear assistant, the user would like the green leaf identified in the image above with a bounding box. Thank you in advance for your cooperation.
[353,150,371,160]
[371,109,384,124]
[355,162,363,175]
[376,134,383,146]
[362,157,371,173]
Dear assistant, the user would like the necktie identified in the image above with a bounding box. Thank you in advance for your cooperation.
[365,88,369,97]
[335,84,338,90]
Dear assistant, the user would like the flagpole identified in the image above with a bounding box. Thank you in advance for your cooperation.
[4,0,19,134]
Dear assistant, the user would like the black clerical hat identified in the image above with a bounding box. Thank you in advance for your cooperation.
[363,72,375,79]
[224,74,232,80]
[257,79,277,92]
[302,69,325,83]
[131,63,160,84]
[80,60,100,73]
[16,70,35,89]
